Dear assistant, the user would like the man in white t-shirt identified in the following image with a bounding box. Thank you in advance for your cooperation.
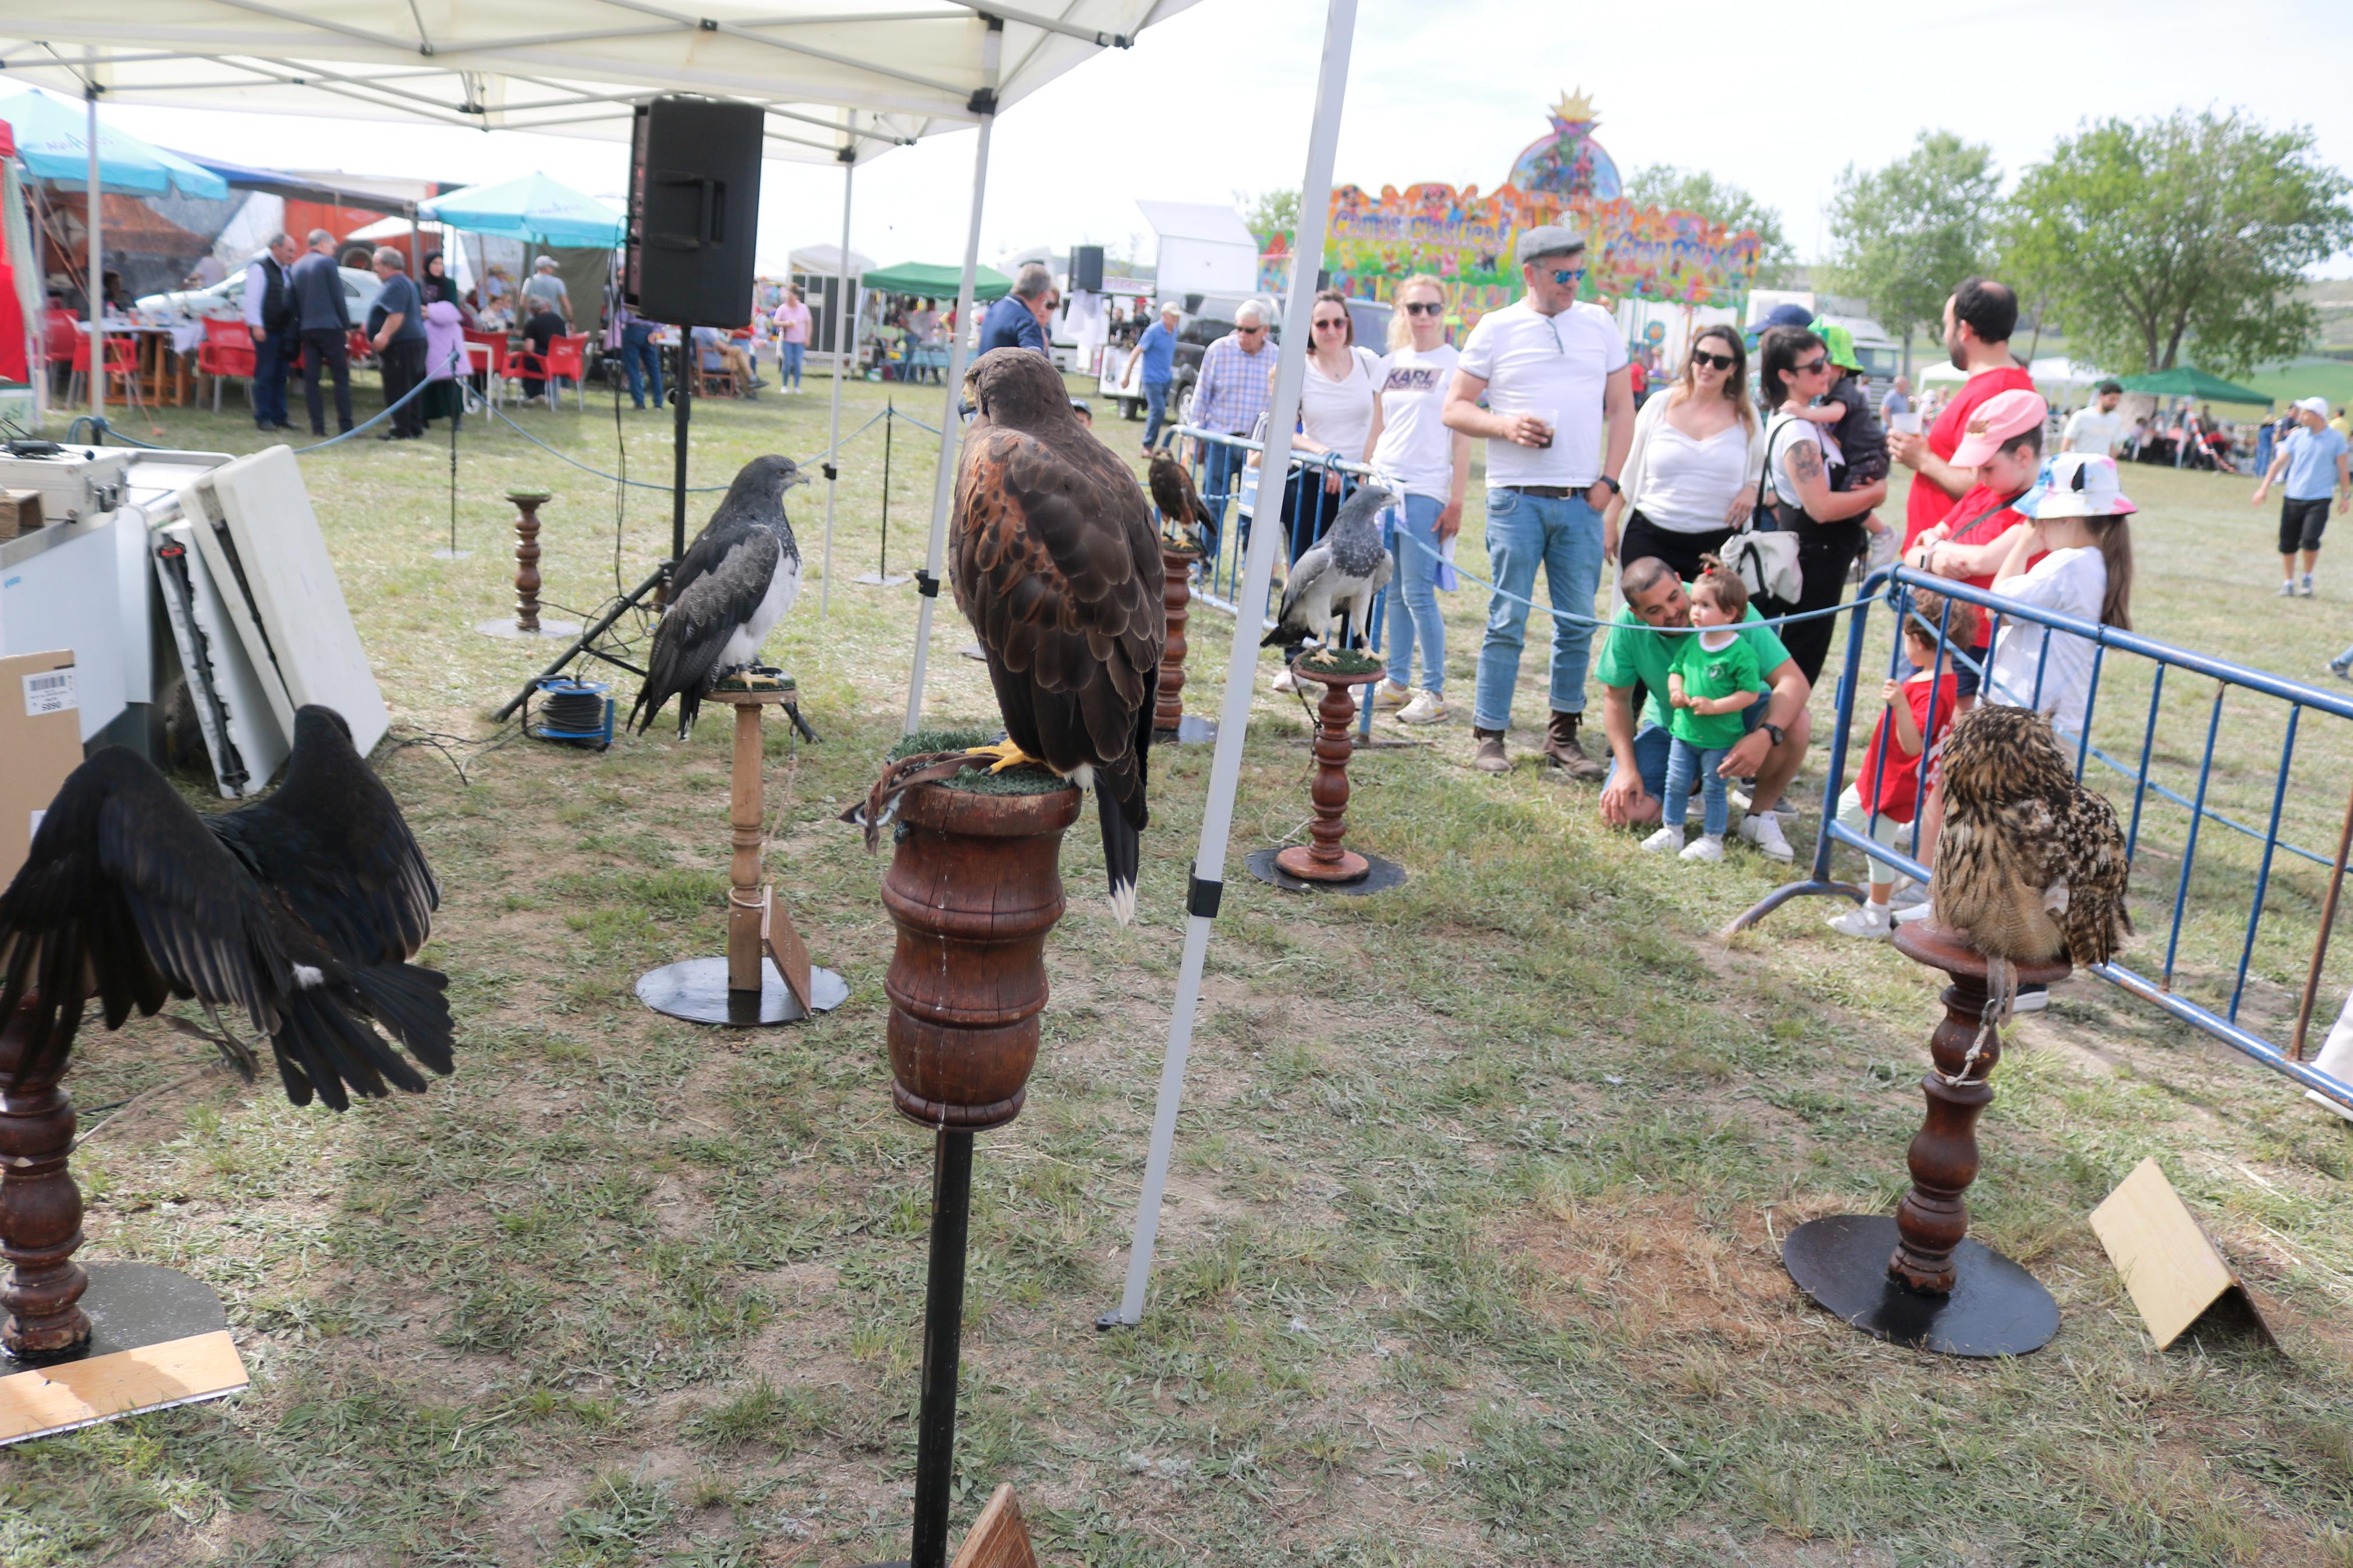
[1442,225,1634,778]
[2061,380,2125,456]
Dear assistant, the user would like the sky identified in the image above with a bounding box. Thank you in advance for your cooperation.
[38,0,2353,280]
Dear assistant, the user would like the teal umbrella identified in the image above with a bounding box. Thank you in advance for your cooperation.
[420,172,625,248]
[0,88,228,198]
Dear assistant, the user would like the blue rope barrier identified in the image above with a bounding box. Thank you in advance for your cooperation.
[63,415,172,449]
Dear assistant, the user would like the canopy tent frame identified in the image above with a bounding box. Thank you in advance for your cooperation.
[1102,0,1358,1329]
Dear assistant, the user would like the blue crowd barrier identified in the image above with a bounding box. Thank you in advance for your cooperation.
[1732,563,2353,1112]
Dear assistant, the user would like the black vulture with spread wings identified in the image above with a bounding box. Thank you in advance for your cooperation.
[0,706,453,1110]
[951,349,1165,922]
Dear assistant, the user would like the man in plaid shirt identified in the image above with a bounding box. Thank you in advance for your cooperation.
[1186,299,1276,561]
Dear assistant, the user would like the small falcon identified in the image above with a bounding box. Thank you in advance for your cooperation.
[0,706,454,1110]
[631,454,807,738]
[951,349,1165,923]
[1148,449,1210,556]
[1932,704,2131,1020]
[1263,482,1396,660]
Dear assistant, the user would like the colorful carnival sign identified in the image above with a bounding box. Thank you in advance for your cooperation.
[1257,92,1762,330]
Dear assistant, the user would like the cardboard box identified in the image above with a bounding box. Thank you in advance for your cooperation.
[0,490,40,539]
[0,650,81,888]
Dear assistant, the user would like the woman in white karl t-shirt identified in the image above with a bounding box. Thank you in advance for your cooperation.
[1982,451,2137,741]
[1606,323,1766,585]
[1362,275,1472,726]
[1283,287,1382,563]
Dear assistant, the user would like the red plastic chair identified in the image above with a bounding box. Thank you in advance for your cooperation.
[509,333,590,410]
[198,317,257,411]
[66,332,141,407]
[463,328,509,407]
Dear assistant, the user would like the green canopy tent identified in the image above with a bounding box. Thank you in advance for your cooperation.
[2120,365,2270,406]
[861,261,1012,301]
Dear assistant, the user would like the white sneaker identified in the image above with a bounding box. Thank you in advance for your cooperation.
[2330,656,2353,680]
[1887,883,1929,913]
[1641,825,1684,854]
[2012,983,2050,1013]
[1892,895,1937,925]
[2301,573,2316,598]
[1272,667,1298,693]
[1738,812,1794,862]
[1396,691,1450,726]
[2277,580,2298,596]
[1371,681,1411,712]
[1827,902,1893,939]
[1679,834,1725,863]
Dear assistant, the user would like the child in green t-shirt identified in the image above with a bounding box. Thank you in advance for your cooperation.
[1641,559,1768,863]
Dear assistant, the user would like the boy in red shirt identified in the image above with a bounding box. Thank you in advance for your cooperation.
[1827,593,1978,940]
[1901,387,2049,702]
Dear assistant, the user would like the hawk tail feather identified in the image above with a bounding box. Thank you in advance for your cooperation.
[1097,780,1140,927]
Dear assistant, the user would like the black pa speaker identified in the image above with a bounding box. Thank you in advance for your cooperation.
[627,95,764,328]
[1070,244,1105,294]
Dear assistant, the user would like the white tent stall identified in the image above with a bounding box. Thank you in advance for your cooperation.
[0,0,1200,616]
[1134,198,1262,300]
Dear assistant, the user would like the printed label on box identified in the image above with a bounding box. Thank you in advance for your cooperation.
[22,668,76,716]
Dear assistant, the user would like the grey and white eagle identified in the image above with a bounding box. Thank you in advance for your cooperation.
[630,455,807,737]
[1262,482,1396,659]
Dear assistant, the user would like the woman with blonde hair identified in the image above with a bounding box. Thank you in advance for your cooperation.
[1605,323,1767,584]
[1360,275,1470,723]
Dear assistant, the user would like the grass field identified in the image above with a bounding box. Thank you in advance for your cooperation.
[4,368,2351,1567]
[2209,358,2353,419]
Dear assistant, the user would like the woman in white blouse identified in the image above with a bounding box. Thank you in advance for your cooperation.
[1281,287,1382,563]
[1605,324,1766,585]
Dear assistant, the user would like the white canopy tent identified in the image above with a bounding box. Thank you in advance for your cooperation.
[1133,198,1261,298]
[1,0,1199,592]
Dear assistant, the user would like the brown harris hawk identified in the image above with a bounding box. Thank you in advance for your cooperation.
[951,349,1165,923]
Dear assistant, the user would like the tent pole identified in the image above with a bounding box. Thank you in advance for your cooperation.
[84,58,102,424]
[902,19,1002,735]
[1104,0,1358,1331]
[819,145,855,618]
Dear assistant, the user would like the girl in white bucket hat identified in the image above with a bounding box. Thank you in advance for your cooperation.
[1981,451,2137,744]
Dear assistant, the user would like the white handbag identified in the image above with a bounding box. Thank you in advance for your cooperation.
[1732,422,1811,606]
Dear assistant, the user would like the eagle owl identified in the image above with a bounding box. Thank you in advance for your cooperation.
[1932,705,2131,1013]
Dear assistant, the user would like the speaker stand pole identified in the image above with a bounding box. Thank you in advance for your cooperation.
[670,331,693,582]
[902,20,1001,736]
[819,146,856,618]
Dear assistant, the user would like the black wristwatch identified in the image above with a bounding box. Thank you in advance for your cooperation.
[1761,721,1786,746]
[1593,475,1622,496]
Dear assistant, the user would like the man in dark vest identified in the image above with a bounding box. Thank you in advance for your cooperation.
[240,232,299,432]
[289,227,354,436]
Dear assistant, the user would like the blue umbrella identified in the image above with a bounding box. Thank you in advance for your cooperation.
[419,172,624,248]
[0,88,228,199]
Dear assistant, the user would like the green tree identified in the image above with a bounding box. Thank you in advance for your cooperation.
[1820,131,2003,373]
[2003,109,2353,377]
[1235,187,1299,249]
[1623,164,1797,286]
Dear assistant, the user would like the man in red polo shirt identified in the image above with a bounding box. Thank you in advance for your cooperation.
[1890,278,2036,549]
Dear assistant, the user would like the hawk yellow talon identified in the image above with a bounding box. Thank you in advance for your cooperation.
[970,739,1043,774]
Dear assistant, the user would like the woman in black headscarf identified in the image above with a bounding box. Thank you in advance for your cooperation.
[420,252,474,325]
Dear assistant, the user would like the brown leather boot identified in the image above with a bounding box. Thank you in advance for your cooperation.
[1542,710,1608,781]
[1472,727,1510,774]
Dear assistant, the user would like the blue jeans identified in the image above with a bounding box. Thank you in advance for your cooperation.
[1141,379,1172,450]
[622,322,664,408]
[1472,488,1605,732]
[1665,738,1733,838]
[1198,439,1250,567]
[781,340,805,388]
[251,328,293,427]
[1386,493,1447,694]
[1606,703,1770,805]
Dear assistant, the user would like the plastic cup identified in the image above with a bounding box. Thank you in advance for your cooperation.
[1890,411,1922,436]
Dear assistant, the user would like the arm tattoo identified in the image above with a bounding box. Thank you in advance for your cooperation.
[1789,442,1823,485]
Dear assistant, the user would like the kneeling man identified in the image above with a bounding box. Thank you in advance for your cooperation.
[1595,554,1812,861]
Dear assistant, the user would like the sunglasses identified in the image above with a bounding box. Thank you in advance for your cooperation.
[1793,355,1829,376]
[1550,267,1586,286]
[1690,348,1736,371]
[1313,317,1348,330]
[1402,300,1443,317]
[1235,324,1266,335]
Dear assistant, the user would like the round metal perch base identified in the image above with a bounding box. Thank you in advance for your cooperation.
[430,548,474,560]
[636,958,848,1027]
[1783,1214,2057,1359]
[474,618,583,640]
[2,1262,227,1373]
[1244,846,1407,897]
